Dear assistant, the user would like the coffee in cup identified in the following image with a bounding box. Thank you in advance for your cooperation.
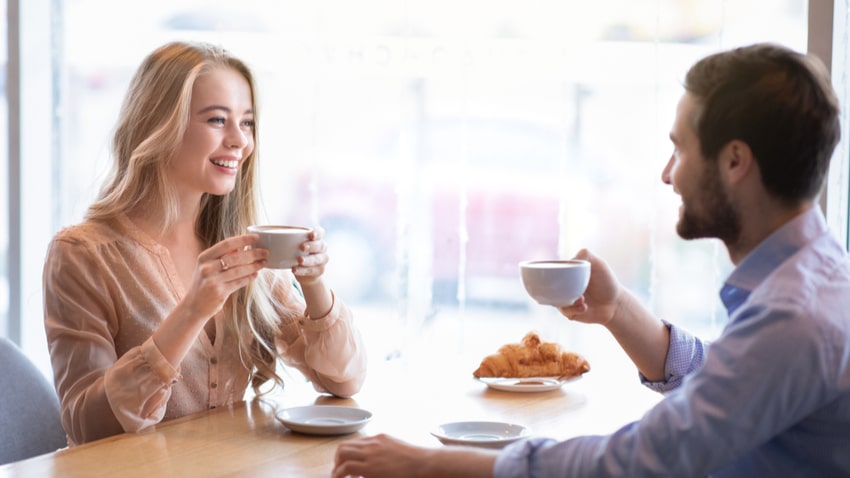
[247,225,312,269]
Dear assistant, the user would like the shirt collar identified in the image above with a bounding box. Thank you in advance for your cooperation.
[719,207,827,316]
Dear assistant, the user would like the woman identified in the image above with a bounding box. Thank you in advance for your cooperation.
[43,41,366,446]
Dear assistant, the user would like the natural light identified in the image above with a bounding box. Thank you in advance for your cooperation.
[4,0,844,389]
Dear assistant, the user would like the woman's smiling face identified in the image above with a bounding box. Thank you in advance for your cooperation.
[169,66,255,200]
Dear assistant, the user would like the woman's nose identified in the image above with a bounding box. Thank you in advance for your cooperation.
[225,126,249,149]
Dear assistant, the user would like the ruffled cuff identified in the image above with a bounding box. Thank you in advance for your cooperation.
[104,337,181,433]
[140,338,182,385]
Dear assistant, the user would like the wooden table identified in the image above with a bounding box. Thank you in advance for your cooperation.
[0,352,661,477]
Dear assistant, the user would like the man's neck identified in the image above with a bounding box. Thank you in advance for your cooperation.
[725,202,813,264]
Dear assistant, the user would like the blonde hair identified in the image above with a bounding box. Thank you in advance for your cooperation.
[87,41,285,394]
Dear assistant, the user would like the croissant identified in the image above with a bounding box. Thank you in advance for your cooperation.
[473,331,590,379]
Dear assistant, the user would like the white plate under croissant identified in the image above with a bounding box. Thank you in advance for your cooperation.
[476,375,581,392]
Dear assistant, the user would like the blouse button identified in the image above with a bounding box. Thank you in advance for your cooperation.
[211,382,218,389]
[210,357,218,365]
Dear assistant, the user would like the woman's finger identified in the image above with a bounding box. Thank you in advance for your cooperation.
[297,250,328,267]
[215,252,266,279]
[199,233,260,262]
[301,238,327,255]
[308,226,325,241]
[218,246,268,271]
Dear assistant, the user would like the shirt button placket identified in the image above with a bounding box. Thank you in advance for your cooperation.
[209,356,219,409]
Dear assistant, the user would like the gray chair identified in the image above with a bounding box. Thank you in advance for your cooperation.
[0,337,67,465]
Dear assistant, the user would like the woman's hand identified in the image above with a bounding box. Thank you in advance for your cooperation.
[557,248,623,327]
[291,227,329,287]
[182,234,268,321]
[153,234,267,367]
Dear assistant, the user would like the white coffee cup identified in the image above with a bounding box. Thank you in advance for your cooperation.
[519,259,591,307]
[247,225,313,269]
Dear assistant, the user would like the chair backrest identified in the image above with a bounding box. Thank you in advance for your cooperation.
[0,337,68,465]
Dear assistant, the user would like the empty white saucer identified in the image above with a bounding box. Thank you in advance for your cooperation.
[276,405,372,435]
[431,421,530,448]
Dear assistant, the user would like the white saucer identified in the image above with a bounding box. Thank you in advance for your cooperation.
[275,405,373,435]
[476,376,580,392]
[431,421,530,448]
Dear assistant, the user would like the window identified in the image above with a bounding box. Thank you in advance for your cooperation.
[5,1,846,382]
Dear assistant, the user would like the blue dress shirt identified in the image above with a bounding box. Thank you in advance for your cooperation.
[495,207,850,477]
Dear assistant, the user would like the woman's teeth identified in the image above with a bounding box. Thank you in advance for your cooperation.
[211,159,238,169]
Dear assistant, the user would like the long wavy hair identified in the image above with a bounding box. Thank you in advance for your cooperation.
[86,41,286,394]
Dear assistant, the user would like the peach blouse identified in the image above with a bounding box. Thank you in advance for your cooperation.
[43,214,366,445]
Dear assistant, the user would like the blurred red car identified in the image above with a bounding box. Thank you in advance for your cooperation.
[288,118,567,305]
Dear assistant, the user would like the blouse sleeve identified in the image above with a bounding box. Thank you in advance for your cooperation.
[43,235,180,445]
[271,277,367,398]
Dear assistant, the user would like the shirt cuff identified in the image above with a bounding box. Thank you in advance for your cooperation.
[639,320,699,393]
[141,337,182,385]
[494,437,556,478]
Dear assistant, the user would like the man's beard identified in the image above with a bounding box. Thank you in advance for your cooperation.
[676,167,741,244]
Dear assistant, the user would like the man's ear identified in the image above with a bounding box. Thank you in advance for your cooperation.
[720,140,755,185]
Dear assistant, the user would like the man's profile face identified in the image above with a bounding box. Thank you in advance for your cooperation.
[663,93,740,244]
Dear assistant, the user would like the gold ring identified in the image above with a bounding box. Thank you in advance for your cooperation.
[219,257,229,272]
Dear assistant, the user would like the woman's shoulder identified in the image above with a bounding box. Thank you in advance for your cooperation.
[51,217,123,246]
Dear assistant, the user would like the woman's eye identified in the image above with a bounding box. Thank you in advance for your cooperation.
[242,119,255,129]
[208,117,226,125]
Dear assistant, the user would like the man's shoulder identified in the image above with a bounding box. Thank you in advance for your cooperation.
[788,231,850,284]
[753,232,850,312]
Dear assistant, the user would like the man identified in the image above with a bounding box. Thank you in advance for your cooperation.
[332,43,850,477]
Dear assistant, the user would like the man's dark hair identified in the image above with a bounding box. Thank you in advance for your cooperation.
[684,43,841,203]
